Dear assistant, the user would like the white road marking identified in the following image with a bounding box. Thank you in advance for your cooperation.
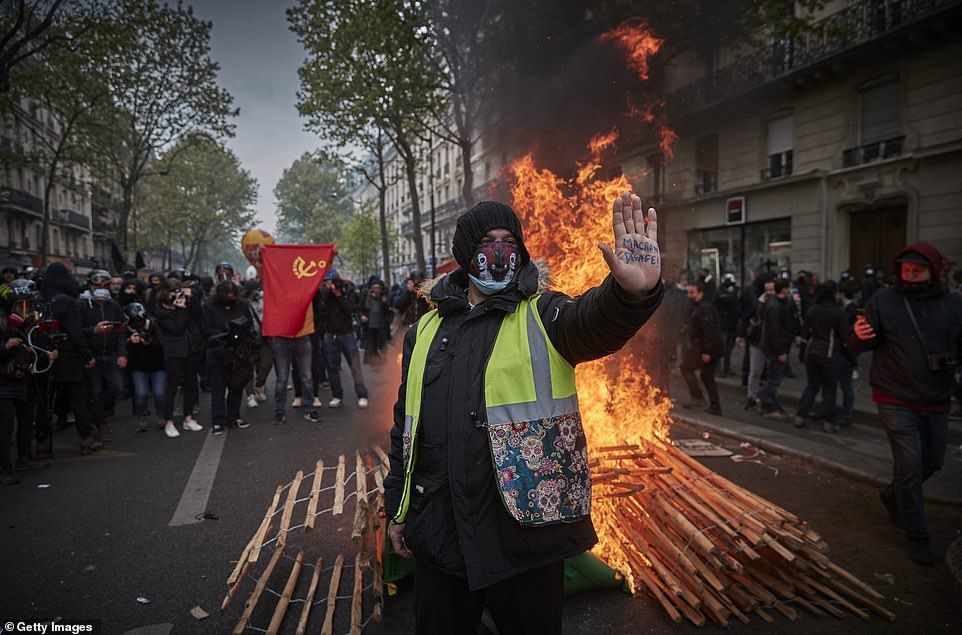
[169,430,226,526]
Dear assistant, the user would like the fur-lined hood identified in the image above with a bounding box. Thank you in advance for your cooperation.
[418,260,552,308]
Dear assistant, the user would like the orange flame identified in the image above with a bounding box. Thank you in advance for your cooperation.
[510,135,673,589]
[600,20,663,81]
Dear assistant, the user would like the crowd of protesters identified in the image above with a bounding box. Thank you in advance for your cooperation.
[0,260,431,485]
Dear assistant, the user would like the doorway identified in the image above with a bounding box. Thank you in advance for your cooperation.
[849,205,907,274]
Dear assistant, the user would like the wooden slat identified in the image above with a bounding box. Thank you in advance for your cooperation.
[267,550,303,635]
[351,552,363,635]
[321,554,344,635]
[305,459,324,531]
[277,470,304,549]
[333,455,346,515]
[232,546,285,634]
[227,531,256,585]
[249,486,283,563]
[295,556,323,635]
[220,560,251,613]
[373,445,390,470]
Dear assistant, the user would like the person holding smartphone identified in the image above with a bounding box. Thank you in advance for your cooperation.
[848,241,962,566]
[153,285,204,438]
[77,271,128,443]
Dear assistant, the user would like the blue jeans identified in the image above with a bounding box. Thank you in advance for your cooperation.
[877,404,948,539]
[131,370,166,418]
[759,356,787,413]
[795,354,838,421]
[271,336,317,417]
[837,357,855,421]
[324,332,368,400]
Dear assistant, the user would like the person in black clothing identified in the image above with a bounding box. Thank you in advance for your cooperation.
[317,270,369,409]
[393,275,430,330]
[384,196,663,634]
[681,280,724,415]
[125,302,166,432]
[360,280,389,363]
[77,271,128,442]
[714,273,740,377]
[794,282,850,432]
[202,280,254,435]
[849,241,962,566]
[38,263,99,454]
[759,279,794,420]
[153,287,204,438]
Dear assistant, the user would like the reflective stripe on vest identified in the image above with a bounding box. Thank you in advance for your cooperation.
[393,296,578,524]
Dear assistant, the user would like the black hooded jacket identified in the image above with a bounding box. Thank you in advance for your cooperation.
[383,262,663,590]
[39,263,91,382]
[848,242,962,408]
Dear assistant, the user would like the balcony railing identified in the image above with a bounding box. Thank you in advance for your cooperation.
[0,187,43,216]
[62,208,91,230]
[842,135,905,167]
[668,0,959,118]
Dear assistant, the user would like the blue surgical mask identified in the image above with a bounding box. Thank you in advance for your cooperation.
[469,272,513,295]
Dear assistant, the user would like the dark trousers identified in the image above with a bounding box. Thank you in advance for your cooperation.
[877,404,948,540]
[0,397,33,472]
[837,357,855,421]
[163,355,199,421]
[760,356,787,413]
[795,354,839,421]
[29,373,51,440]
[681,357,720,408]
[720,330,736,374]
[311,331,327,390]
[207,350,243,429]
[57,380,95,439]
[324,332,368,400]
[414,560,564,635]
[85,354,124,428]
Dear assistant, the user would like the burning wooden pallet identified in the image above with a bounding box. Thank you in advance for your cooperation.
[222,449,389,634]
[591,440,896,626]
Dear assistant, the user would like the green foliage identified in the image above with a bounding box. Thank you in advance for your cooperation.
[137,135,256,271]
[338,205,387,279]
[275,152,353,244]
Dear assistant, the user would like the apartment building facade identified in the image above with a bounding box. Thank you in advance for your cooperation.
[620,0,962,285]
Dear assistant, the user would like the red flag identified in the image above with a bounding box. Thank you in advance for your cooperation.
[261,244,336,337]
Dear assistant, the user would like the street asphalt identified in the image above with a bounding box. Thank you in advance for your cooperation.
[1,347,960,634]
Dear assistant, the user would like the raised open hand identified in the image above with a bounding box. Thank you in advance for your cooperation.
[599,192,661,294]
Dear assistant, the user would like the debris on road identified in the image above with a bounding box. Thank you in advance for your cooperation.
[190,606,209,620]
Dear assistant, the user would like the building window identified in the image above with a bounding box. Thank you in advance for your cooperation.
[764,115,794,179]
[687,218,792,286]
[647,154,663,202]
[844,78,902,167]
[695,134,718,195]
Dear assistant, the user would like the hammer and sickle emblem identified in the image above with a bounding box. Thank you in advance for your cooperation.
[292,256,319,279]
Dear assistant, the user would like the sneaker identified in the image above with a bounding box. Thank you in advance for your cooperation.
[247,394,259,408]
[292,396,303,408]
[235,419,250,429]
[852,368,860,380]
[164,421,181,438]
[879,489,903,528]
[182,417,203,432]
[793,415,807,428]
[743,398,758,411]
[358,398,369,409]
[212,425,225,436]
[761,410,788,422]
[255,387,268,402]
[272,414,287,426]
[329,398,343,408]
[312,397,322,408]
[98,424,112,443]
[304,411,321,423]
[907,538,934,566]
[137,418,149,433]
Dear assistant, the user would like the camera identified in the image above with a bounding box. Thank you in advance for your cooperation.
[926,353,959,372]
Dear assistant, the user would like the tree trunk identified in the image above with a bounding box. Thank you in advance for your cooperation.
[399,140,426,276]
[41,163,57,266]
[121,182,133,256]
[460,139,475,207]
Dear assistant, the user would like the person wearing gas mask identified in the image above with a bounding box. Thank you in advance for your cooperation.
[384,197,663,634]
[849,241,962,566]
[0,280,52,483]
[37,264,99,454]
[153,286,204,438]
[77,270,128,443]
[125,302,166,432]
[201,280,256,435]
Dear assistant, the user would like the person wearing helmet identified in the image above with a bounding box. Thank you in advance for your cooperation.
[77,272,128,443]
[125,302,166,432]
[214,262,235,283]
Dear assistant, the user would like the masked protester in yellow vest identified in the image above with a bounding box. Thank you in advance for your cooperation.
[384,194,664,634]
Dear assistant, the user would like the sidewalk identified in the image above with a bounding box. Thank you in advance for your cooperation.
[667,344,962,506]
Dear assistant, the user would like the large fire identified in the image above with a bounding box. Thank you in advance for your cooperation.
[510,130,673,589]
[599,19,663,80]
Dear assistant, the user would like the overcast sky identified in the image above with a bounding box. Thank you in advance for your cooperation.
[189,0,316,234]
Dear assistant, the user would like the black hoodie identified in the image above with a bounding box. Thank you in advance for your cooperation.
[39,263,91,381]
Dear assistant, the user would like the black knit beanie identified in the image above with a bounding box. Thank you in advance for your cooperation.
[452,201,529,270]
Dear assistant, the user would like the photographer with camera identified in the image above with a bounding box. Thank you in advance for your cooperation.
[78,270,128,443]
[202,280,255,435]
[317,270,368,410]
[125,302,166,432]
[849,241,962,566]
[154,285,204,438]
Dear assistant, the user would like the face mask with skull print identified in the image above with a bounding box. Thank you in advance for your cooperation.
[468,240,518,295]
